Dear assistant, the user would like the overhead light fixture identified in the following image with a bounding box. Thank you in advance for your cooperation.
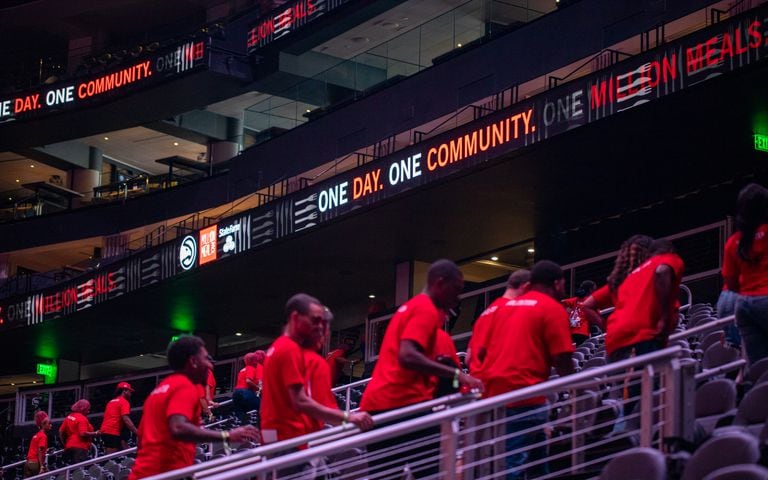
[139,354,144,357]
[104,136,109,140]
[490,256,499,261]
[8,197,12,201]
[15,179,20,182]
[173,142,179,146]
[10,383,14,386]
[32,381,36,384]
[30,164,35,168]
[306,109,311,113]
[235,332,243,337]
[457,43,462,47]
[527,248,535,253]
[368,294,376,299]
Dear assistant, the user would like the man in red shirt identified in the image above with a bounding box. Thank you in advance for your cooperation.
[325,343,352,386]
[100,382,138,453]
[198,369,218,421]
[233,352,262,423]
[562,280,598,345]
[129,336,258,479]
[483,260,575,480]
[24,411,50,477]
[360,259,483,478]
[467,269,530,386]
[59,399,98,465]
[260,293,372,445]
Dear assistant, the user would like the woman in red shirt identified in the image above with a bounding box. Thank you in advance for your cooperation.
[722,183,768,365]
[24,411,50,477]
[59,399,98,465]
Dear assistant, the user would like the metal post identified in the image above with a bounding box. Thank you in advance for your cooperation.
[439,418,458,480]
[640,364,655,447]
[493,407,506,476]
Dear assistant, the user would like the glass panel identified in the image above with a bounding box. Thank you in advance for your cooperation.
[51,389,77,419]
[24,392,49,422]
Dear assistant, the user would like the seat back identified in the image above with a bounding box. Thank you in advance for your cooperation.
[599,447,666,480]
[681,431,760,480]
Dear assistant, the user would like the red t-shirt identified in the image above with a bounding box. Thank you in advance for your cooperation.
[483,291,574,406]
[128,373,201,480]
[606,253,685,356]
[59,412,93,450]
[360,294,443,412]
[26,430,48,462]
[722,225,768,296]
[591,284,616,309]
[206,370,216,395]
[235,365,260,391]
[325,349,346,384]
[468,297,509,379]
[304,349,339,433]
[261,335,312,442]
[434,329,460,368]
[562,297,589,338]
[101,396,131,436]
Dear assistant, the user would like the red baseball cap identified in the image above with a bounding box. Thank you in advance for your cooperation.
[117,381,135,392]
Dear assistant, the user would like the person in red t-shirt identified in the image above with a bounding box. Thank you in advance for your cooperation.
[482,260,574,480]
[432,326,462,398]
[325,343,352,386]
[606,239,685,362]
[198,369,218,421]
[722,183,768,365]
[59,399,98,465]
[360,259,483,478]
[24,411,50,477]
[562,279,598,345]
[233,352,263,423]
[100,382,138,453]
[261,294,372,446]
[467,269,530,386]
[129,336,258,480]
[304,306,346,433]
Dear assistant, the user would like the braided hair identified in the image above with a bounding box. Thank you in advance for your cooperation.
[735,183,768,262]
[607,234,654,292]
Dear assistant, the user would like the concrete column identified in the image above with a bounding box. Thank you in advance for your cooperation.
[208,117,243,164]
[71,146,102,202]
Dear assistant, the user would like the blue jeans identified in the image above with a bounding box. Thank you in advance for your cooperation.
[717,289,742,348]
[736,295,768,365]
[505,405,549,480]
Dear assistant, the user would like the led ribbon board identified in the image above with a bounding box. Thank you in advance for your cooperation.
[3,5,768,330]
[0,40,208,123]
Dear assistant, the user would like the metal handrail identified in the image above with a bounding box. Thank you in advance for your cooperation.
[669,314,735,341]
[197,347,684,480]
[142,392,478,480]
[548,48,632,88]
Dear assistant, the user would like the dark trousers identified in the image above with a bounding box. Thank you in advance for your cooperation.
[609,339,664,421]
[63,448,89,465]
[504,405,549,480]
[366,409,440,479]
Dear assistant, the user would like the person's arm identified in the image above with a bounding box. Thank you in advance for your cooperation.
[553,353,575,377]
[399,340,484,391]
[121,414,138,435]
[287,384,374,430]
[36,440,47,468]
[580,305,604,331]
[167,415,258,443]
[654,264,675,335]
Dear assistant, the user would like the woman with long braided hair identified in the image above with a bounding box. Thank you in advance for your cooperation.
[722,183,768,365]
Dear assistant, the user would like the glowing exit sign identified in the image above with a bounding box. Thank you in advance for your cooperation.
[36,363,57,384]
[755,134,768,152]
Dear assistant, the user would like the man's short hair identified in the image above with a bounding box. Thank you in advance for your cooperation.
[507,269,531,289]
[530,260,564,287]
[284,293,321,319]
[426,259,462,286]
[167,335,205,371]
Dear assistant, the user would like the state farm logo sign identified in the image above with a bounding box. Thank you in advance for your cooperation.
[179,235,197,270]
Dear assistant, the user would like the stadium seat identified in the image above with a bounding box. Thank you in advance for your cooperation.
[702,463,768,480]
[694,379,737,438]
[732,382,768,436]
[699,331,725,355]
[584,357,607,368]
[747,358,768,384]
[681,431,760,480]
[599,447,666,480]
[702,343,740,370]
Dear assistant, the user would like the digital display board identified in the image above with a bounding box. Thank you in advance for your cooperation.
[0,40,208,123]
[2,6,768,331]
[246,0,352,53]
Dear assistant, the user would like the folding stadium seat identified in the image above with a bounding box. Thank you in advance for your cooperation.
[699,331,725,355]
[71,469,89,480]
[701,464,768,480]
[702,343,740,371]
[747,358,768,384]
[730,383,768,436]
[87,464,103,478]
[572,351,585,366]
[584,357,607,368]
[121,457,134,469]
[694,379,737,438]
[598,447,666,480]
[681,431,760,480]
[575,346,591,358]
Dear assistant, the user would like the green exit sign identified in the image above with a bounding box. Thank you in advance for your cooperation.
[754,134,768,152]
[36,363,57,384]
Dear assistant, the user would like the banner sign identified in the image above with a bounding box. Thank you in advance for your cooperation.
[246,0,352,53]
[0,39,208,123]
[2,6,767,330]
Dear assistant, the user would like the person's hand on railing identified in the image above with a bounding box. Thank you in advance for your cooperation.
[458,372,484,393]
[227,425,260,444]
[347,411,374,431]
